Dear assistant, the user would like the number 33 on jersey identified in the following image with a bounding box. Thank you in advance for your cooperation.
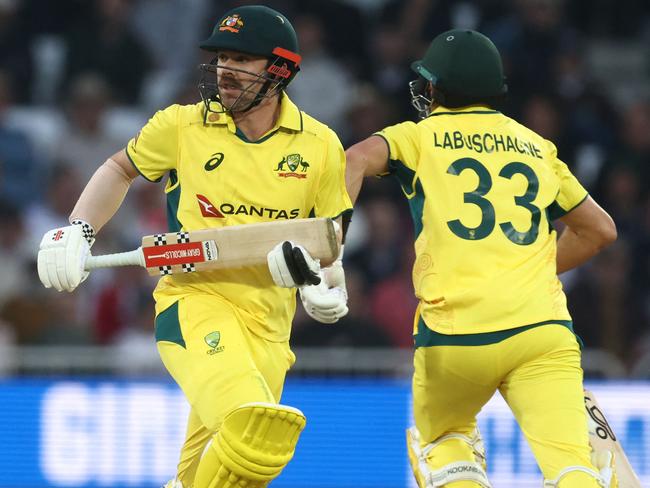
[376,106,588,335]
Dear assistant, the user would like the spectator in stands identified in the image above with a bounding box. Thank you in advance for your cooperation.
[295,0,370,77]
[40,291,91,345]
[568,239,644,364]
[343,84,396,148]
[112,293,159,375]
[288,13,355,134]
[616,101,650,195]
[0,200,30,305]
[0,1,33,103]
[521,95,576,162]
[565,0,650,38]
[24,164,83,254]
[62,0,152,104]
[367,22,414,122]
[0,292,49,345]
[369,245,418,348]
[484,0,578,107]
[594,102,650,234]
[54,73,122,182]
[130,0,209,110]
[348,197,407,286]
[0,71,42,208]
[94,265,157,345]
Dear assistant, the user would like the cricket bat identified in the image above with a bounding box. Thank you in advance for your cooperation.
[85,218,340,276]
[584,389,643,488]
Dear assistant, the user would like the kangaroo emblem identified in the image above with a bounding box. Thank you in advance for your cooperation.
[275,154,309,179]
[275,158,286,171]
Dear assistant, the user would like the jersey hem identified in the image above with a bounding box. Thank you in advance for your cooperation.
[414,318,582,348]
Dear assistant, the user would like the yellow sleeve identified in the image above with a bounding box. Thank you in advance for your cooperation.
[125,105,180,182]
[374,121,420,173]
[313,129,353,219]
[548,141,589,220]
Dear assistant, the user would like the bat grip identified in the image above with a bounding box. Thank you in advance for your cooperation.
[85,248,145,270]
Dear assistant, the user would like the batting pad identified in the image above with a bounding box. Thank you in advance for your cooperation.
[193,403,306,488]
[406,427,492,488]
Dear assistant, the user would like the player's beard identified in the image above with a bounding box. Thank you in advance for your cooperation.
[217,74,265,113]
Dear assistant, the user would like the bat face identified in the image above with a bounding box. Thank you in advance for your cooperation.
[140,218,339,276]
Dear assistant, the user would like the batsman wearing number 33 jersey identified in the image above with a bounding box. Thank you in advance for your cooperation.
[346,30,617,487]
[36,5,351,488]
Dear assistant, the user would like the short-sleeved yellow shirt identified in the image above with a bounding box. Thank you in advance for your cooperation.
[126,94,352,341]
[376,105,587,335]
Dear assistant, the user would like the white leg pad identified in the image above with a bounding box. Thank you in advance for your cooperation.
[407,426,492,487]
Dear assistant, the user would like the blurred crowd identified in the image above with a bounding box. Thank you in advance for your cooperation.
[1,0,649,375]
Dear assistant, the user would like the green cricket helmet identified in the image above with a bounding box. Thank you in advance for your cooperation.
[198,5,301,113]
[409,29,507,117]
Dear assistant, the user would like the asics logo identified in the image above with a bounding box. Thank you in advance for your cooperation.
[204,152,224,171]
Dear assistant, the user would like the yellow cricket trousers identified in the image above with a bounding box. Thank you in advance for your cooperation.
[155,294,295,486]
[413,322,602,487]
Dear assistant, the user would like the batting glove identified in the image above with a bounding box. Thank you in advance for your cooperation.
[267,241,321,288]
[37,220,95,292]
[299,249,348,324]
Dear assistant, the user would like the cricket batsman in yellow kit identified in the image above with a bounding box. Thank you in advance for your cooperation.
[36,5,351,488]
[346,30,618,487]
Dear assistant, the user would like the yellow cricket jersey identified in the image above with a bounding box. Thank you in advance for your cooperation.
[126,93,352,342]
[376,105,588,335]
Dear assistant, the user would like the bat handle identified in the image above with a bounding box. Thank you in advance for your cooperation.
[85,248,145,270]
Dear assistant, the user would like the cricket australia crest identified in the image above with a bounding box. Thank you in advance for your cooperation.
[205,331,225,355]
[219,14,244,33]
[275,153,309,179]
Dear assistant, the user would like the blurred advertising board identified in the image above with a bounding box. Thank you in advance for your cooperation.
[0,378,647,487]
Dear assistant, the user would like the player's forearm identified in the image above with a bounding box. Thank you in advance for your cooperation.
[555,196,616,274]
[345,162,365,205]
[69,156,137,233]
[556,225,615,274]
[345,136,390,204]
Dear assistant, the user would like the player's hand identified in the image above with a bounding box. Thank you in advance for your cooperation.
[299,258,348,324]
[267,241,321,287]
[37,221,95,292]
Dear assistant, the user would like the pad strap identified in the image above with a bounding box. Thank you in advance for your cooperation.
[543,466,608,487]
[426,461,491,487]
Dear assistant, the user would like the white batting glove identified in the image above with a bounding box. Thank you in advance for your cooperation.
[267,241,321,288]
[37,220,95,292]
[299,250,348,324]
